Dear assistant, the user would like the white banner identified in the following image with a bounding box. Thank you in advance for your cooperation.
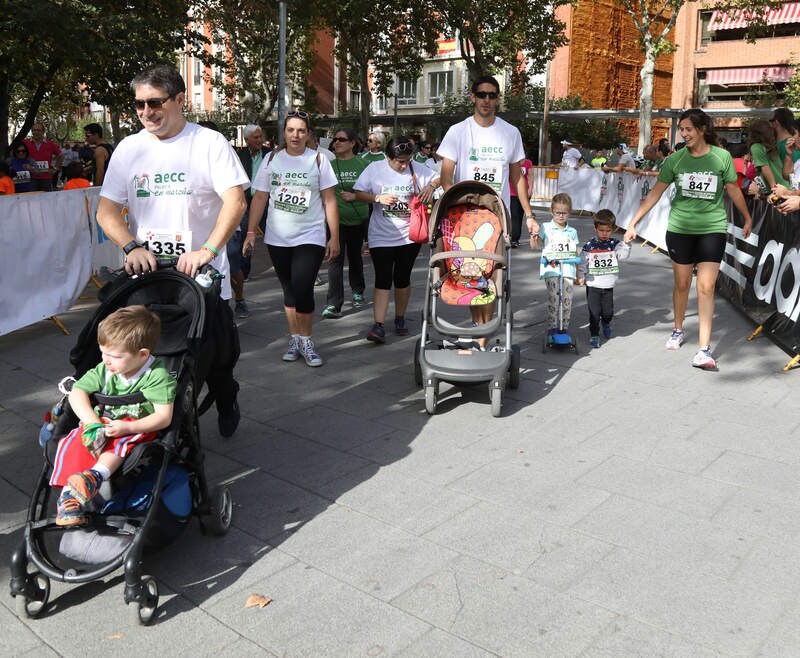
[557,168,671,252]
[0,188,122,335]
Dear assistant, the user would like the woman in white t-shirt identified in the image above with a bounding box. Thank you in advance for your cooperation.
[354,137,439,343]
[242,111,340,367]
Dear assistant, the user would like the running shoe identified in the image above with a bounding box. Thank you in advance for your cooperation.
[282,336,301,362]
[394,316,409,336]
[665,329,685,350]
[299,337,323,367]
[602,322,613,339]
[589,335,601,348]
[314,275,324,287]
[56,489,86,527]
[322,305,342,319]
[352,293,365,308]
[366,323,386,344]
[235,299,249,319]
[67,469,102,506]
[692,346,717,370]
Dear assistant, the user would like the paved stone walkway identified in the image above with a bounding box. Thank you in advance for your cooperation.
[2,215,798,656]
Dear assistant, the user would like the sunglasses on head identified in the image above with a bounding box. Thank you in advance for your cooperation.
[474,91,499,100]
[133,95,174,110]
[332,136,351,142]
[287,109,310,119]
[391,142,414,155]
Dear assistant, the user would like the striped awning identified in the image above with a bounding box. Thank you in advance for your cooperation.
[709,2,800,30]
[704,66,794,85]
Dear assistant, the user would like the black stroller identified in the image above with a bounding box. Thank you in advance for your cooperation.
[414,181,520,417]
[10,262,235,625]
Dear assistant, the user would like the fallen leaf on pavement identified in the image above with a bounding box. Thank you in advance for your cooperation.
[245,593,272,608]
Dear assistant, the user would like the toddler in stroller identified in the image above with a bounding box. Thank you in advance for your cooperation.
[51,305,176,526]
[415,181,520,417]
[10,263,233,625]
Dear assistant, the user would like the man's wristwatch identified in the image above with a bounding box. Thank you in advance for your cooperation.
[122,240,144,256]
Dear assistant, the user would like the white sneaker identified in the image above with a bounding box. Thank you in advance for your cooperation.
[692,346,717,370]
[282,336,300,362]
[299,337,323,367]
[665,329,685,350]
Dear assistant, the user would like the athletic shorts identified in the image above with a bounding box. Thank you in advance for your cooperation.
[665,231,726,265]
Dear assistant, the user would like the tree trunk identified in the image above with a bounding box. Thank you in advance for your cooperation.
[360,63,370,138]
[638,41,656,154]
[0,67,10,154]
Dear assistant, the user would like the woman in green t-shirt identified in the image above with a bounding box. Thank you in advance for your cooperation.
[322,129,370,318]
[624,109,752,371]
[748,119,790,191]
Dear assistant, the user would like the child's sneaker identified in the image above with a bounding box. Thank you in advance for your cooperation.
[66,469,102,507]
[282,336,300,362]
[589,336,601,348]
[602,322,613,339]
[56,488,86,526]
[352,293,365,308]
[299,337,323,367]
[665,329,685,350]
[366,323,386,344]
[691,346,717,370]
[394,316,409,336]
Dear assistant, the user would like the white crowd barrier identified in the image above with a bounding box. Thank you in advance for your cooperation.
[554,167,671,252]
[1,187,123,335]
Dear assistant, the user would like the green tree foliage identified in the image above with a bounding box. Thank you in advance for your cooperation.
[0,0,195,151]
[192,0,319,126]
[437,0,569,84]
[323,0,440,136]
[784,60,800,109]
[549,94,625,149]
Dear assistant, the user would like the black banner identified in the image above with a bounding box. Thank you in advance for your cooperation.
[718,198,800,356]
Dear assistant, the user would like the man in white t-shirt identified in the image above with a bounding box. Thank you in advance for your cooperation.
[560,140,583,168]
[438,75,540,342]
[97,64,249,438]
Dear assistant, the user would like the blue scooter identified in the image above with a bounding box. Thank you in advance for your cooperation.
[541,255,581,354]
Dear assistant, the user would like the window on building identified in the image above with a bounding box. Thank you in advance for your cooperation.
[698,10,713,48]
[397,77,418,106]
[193,58,203,86]
[428,71,454,105]
[374,95,388,113]
[349,90,360,111]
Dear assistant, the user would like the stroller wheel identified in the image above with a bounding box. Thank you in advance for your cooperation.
[14,572,50,619]
[490,386,503,418]
[413,338,422,387]
[128,575,159,626]
[508,345,520,390]
[424,382,437,415]
[205,486,233,535]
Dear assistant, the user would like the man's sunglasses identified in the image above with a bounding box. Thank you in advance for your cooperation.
[14,149,26,154]
[332,136,351,142]
[391,142,414,155]
[134,96,174,110]
[287,109,310,119]
[474,91,499,100]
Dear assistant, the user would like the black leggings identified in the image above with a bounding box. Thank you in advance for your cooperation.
[267,244,325,313]
[370,243,421,289]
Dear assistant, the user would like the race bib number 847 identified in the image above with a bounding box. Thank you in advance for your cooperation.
[680,173,718,200]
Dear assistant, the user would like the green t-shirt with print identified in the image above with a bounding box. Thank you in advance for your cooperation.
[657,145,736,235]
[331,157,369,226]
[751,142,790,188]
